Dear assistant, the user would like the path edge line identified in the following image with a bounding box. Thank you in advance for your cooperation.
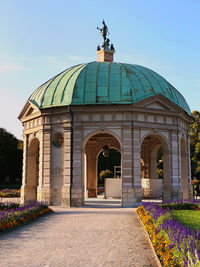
[136,210,162,267]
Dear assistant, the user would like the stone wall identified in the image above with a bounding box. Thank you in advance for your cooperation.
[105,178,122,199]
[142,179,163,198]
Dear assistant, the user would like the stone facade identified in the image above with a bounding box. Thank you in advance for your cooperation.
[19,93,193,207]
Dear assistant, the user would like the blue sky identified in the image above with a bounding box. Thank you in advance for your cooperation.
[0,0,200,139]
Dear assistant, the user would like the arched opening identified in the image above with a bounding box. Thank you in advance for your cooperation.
[97,148,121,197]
[141,134,170,200]
[181,137,189,199]
[84,132,121,204]
[26,138,40,201]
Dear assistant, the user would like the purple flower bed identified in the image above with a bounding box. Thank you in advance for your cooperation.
[0,202,19,211]
[143,201,200,266]
[0,201,53,232]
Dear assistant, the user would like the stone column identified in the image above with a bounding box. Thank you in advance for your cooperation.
[41,120,52,204]
[162,148,171,201]
[20,134,29,203]
[121,125,141,207]
[170,131,183,201]
[37,131,44,201]
[71,127,83,207]
[132,128,142,205]
[62,124,71,207]
[86,141,97,198]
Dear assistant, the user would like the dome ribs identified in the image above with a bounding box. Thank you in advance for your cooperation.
[96,62,109,103]
[60,64,86,106]
[28,61,191,114]
[43,68,73,107]
[81,62,99,104]
[50,67,79,106]
[121,63,146,103]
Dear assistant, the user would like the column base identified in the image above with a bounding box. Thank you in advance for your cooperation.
[71,186,83,207]
[188,185,193,200]
[41,186,53,205]
[61,185,71,207]
[122,187,142,207]
[37,185,43,201]
[20,184,38,203]
[20,184,27,204]
[171,187,183,201]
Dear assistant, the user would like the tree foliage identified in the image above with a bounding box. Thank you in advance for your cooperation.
[190,111,200,180]
[0,128,23,186]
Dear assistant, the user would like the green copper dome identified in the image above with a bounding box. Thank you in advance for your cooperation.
[29,61,191,114]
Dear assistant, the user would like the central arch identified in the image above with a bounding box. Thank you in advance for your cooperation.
[140,133,171,200]
[83,132,121,203]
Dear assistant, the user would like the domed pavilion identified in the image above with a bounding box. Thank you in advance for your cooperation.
[19,22,193,207]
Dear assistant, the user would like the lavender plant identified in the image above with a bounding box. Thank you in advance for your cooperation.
[142,201,200,266]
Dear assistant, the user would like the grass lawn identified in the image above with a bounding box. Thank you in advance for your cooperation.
[173,210,200,233]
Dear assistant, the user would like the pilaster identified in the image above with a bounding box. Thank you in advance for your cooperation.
[20,134,29,203]
[132,127,142,205]
[86,141,97,198]
[62,125,71,206]
[170,131,183,201]
[121,126,142,207]
[41,121,52,204]
[71,127,83,207]
[37,131,44,201]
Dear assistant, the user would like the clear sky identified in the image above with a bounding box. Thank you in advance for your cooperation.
[0,0,200,139]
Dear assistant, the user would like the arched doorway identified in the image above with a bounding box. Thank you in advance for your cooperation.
[84,132,121,202]
[97,148,121,197]
[181,137,189,199]
[26,138,39,201]
[141,134,170,200]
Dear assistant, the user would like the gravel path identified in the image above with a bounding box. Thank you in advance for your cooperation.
[0,206,159,267]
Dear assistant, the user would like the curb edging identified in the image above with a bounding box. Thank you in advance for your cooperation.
[136,210,162,267]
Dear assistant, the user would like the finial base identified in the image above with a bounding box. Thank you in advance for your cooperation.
[97,49,114,62]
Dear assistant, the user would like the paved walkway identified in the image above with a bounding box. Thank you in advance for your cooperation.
[0,206,159,267]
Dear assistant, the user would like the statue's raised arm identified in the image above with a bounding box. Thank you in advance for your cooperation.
[97,20,108,42]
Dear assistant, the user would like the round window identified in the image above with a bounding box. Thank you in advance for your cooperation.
[52,132,64,147]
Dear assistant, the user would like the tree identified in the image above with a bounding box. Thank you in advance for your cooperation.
[190,111,200,180]
[0,128,23,186]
